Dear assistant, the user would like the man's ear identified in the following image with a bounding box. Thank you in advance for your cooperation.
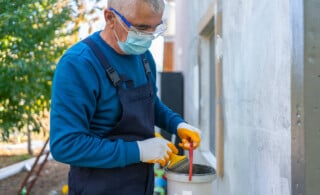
[104,9,115,28]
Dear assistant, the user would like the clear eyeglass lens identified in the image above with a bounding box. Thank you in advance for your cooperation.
[130,23,167,38]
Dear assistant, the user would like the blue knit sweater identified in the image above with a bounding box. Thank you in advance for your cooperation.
[50,31,184,168]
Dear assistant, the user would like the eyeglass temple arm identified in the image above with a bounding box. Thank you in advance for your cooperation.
[109,7,132,28]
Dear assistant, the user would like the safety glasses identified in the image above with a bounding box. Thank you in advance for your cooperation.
[109,7,167,39]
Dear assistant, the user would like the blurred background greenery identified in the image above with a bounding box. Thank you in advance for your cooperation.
[0,0,105,154]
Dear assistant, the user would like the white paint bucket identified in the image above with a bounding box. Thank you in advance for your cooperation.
[165,164,216,195]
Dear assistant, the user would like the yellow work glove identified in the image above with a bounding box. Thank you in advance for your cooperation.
[177,122,201,150]
[137,137,176,167]
[154,132,179,167]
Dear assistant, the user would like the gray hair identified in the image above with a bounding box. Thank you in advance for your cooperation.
[108,0,165,14]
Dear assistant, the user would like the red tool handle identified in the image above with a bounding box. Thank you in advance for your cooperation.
[189,141,193,181]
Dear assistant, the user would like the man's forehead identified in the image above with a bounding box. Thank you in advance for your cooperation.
[124,6,163,25]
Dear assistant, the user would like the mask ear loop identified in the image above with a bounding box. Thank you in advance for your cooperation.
[112,13,128,43]
[113,29,121,42]
[113,12,129,33]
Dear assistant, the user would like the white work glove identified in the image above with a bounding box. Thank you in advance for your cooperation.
[137,137,174,166]
[177,122,201,150]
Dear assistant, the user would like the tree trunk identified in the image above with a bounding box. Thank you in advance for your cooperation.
[27,127,33,155]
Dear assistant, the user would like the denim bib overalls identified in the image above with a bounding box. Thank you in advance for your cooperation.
[67,38,155,195]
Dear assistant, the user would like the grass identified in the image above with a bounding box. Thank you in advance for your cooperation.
[0,154,32,169]
[0,131,49,169]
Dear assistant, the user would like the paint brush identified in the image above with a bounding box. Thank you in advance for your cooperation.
[155,132,190,172]
[167,153,189,172]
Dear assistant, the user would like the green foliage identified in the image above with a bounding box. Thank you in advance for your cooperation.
[0,0,73,140]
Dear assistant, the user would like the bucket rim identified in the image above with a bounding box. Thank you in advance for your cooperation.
[165,164,216,183]
[165,171,216,183]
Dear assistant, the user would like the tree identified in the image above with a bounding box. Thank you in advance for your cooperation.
[69,0,104,41]
[0,0,73,153]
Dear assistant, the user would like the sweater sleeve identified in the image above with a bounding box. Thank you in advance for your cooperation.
[50,49,140,168]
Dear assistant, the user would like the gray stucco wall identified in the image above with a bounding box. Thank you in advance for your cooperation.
[217,1,292,194]
[174,0,320,194]
[174,0,293,194]
[303,0,320,194]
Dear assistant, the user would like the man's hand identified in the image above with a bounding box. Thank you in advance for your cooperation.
[137,137,176,166]
[155,132,179,152]
[177,122,201,150]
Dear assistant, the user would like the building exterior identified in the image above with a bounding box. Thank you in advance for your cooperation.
[166,0,320,194]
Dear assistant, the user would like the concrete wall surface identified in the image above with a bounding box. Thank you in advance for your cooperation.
[215,0,292,194]
[174,0,320,194]
[175,0,294,194]
[303,0,320,194]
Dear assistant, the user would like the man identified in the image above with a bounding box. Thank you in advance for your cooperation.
[50,0,201,194]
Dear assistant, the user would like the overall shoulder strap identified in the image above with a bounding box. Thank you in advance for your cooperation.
[82,37,121,87]
[141,54,151,80]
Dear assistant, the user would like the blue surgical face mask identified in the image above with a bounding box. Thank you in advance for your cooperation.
[114,30,153,55]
